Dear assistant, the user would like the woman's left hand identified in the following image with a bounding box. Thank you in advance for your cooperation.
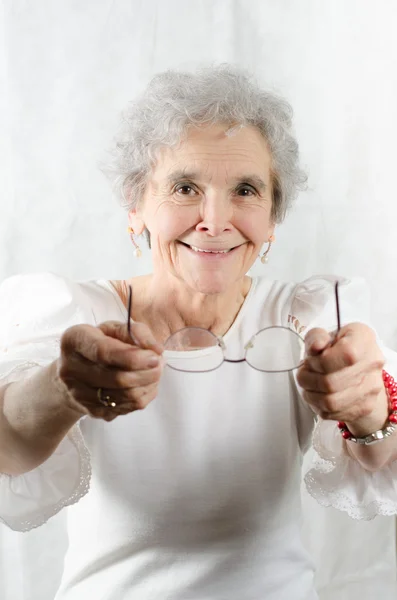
[296,322,389,436]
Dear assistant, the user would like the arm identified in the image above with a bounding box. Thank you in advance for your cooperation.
[298,325,397,473]
[343,387,397,472]
[291,275,397,519]
[0,360,83,476]
[345,433,397,472]
[0,272,96,530]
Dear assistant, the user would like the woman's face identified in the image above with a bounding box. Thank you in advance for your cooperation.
[129,123,275,295]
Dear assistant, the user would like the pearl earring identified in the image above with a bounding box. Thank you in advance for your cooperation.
[260,235,275,264]
[127,227,142,258]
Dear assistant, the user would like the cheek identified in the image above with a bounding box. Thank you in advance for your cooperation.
[152,205,198,241]
[237,213,268,244]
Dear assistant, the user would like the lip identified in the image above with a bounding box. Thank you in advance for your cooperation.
[178,241,241,257]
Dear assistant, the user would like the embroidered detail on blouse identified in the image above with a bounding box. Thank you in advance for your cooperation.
[0,339,61,383]
[288,314,306,334]
[1,360,48,381]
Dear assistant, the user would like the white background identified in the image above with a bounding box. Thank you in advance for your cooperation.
[0,1,397,598]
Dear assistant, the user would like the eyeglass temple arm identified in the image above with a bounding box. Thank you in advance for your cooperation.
[127,285,140,346]
[335,281,341,332]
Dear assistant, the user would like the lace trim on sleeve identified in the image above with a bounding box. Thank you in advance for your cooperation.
[304,418,397,520]
[0,337,62,385]
[0,421,92,532]
[0,360,49,386]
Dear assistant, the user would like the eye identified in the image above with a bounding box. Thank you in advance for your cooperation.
[174,183,197,196]
[236,185,257,197]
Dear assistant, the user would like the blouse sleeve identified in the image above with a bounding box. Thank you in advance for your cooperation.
[0,272,94,532]
[290,274,397,520]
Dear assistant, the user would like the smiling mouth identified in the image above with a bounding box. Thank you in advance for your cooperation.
[179,241,240,254]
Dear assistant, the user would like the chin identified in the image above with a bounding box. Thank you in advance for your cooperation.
[187,274,237,296]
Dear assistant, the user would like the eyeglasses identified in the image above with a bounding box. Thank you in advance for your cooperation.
[126,281,341,373]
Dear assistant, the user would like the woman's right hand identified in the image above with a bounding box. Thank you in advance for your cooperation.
[57,320,164,421]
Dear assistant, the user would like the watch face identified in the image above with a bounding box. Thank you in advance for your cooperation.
[348,423,397,445]
[364,425,396,445]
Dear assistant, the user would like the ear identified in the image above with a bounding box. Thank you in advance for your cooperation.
[128,209,146,236]
[267,223,276,241]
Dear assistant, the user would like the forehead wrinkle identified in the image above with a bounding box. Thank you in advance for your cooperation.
[155,142,270,187]
[163,166,213,187]
[183,148,264,162]
[180,152,269,179]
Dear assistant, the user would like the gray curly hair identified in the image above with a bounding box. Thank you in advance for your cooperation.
[105,64,307,225]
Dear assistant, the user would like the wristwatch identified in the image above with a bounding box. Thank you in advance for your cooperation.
[345,422,397,445]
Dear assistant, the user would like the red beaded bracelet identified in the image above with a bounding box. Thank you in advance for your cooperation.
[337,370,397,445]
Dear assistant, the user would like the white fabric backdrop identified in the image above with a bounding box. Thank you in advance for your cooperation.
[0,1,397,598]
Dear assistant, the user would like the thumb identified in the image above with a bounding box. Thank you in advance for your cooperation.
[304,327,333,357]
[97,320,133,343]
[98,320,163,355]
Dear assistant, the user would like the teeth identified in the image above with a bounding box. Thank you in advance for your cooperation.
[190,245,230,254]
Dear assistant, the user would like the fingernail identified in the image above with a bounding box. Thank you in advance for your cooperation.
[147,356,159,368]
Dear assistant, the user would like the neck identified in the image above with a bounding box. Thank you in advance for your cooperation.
[124,273,252,342]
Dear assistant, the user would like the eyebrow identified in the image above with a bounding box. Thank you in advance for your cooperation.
[165,169,268,193]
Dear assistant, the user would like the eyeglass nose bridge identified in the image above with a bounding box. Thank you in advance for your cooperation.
[222,327,305,371]
[223,357,246,364]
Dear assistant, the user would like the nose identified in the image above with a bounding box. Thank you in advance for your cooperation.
[196,195,233,236]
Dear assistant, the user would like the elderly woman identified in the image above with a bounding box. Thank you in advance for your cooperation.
[1,65,397,600]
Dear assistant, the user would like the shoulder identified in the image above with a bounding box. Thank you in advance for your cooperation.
[0,272,77,312]
[0,274,124,381]
[252,274,370,332]
[0,272,118,336]
[0,272,92,314]
[0,272,123,329]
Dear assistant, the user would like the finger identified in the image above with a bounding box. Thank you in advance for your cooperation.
[300,383,380,423]
[62,324,133,365]
[304,328,333,358]
[61,380,145,422]
[70,379,159,417]
[61,353,163,389]
[300,388,357,420]
[94,380,160,408]
[61,324,158,369]
[306,326,382,375]
[297,362,364,394]
[99,320,163,355]
[66,336,162,371]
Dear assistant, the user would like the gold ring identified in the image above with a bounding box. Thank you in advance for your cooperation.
[97,387,117,408]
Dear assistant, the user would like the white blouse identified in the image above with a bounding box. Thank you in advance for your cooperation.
[0,272,397,600]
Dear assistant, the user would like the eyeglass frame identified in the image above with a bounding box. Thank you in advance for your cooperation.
[126,281,341,374]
